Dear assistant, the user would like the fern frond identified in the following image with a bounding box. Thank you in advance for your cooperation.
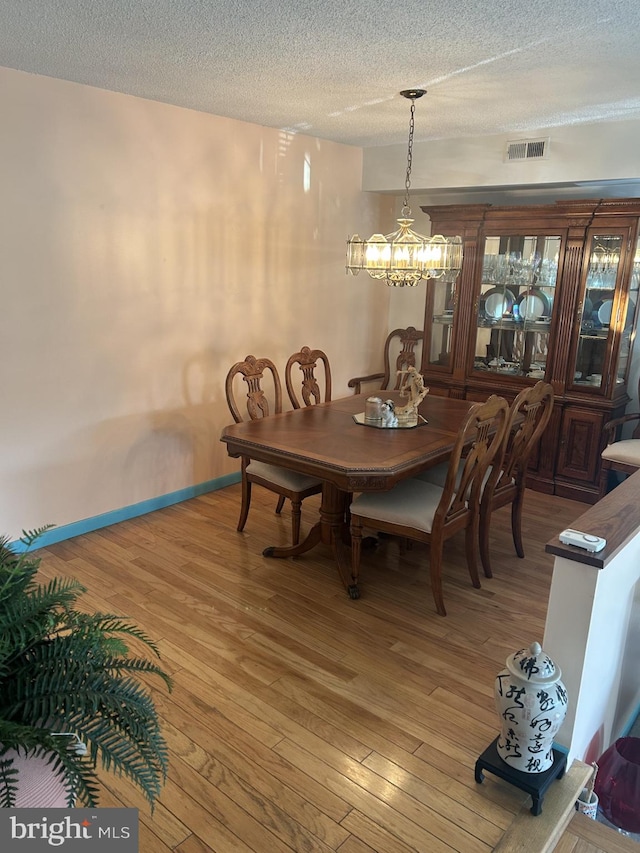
[19,525,56,550]
[0,577,86,666]
[0,524,170,810]
[73,711,168,807]
[2,661,170,808]
[0,758,19,808]
[61,612,163,657]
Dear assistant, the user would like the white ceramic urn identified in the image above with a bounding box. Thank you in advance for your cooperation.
[494,641,568,773]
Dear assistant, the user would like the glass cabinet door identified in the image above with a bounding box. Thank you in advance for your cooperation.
[618,235,640,384]
[424,276,457,370]
[472,234,561,378]
[571,230,637,391]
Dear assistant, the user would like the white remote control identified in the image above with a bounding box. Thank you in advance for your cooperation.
[559,529,606,553]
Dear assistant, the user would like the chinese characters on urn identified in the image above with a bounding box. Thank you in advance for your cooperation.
[494,642,568,773]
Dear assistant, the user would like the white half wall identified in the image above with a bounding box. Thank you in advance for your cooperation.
[544,534,640,766]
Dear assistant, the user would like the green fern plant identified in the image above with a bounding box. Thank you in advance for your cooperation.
[0,526,172,809]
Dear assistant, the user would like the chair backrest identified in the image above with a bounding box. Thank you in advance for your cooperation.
[437,395,509,527]
[225,355,282,423]
[382,327,424,390]
[285,347,332,409]
[491,381,555,495]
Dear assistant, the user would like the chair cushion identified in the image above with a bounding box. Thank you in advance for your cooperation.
[602,440,640,467]
[246,460,322,491]
[350,478,444,534]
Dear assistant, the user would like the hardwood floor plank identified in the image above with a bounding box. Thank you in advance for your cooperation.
[167,751,331,853]
[153,678,353,823]
[274,737,492,852]
[339,810,430,853]
[266,673,525,820]
[94,770,186,850]
[430,685,500,730]
[323,668,497,758]
[32,484,587,852]
[388,639,497,700]
[565,812,640,852]
[362,751,514,832]
[151,690,351,847]
[336,833,378,853]
[109,593,296,687]
[162,656,286,749]
[161,716,349,851]
[553,835,579,853]
[270,671,423,753]
[360,750,505,845]
[161,779,256,852]
[174,834,216,853]
[411,741,530,812]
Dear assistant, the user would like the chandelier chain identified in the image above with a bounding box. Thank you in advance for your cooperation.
[402,98,416,217]
[345,86,463,286]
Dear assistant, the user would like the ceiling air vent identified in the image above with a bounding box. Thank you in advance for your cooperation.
[505,137,550,162]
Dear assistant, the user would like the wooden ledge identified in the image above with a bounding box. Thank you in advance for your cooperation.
[546,468,640,569]
[493,759,591,852]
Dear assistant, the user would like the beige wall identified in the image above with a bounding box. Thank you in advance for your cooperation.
[0,66,391,539]
[364,119,640,194]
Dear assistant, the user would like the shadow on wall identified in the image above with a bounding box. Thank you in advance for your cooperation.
[124,410,198,501]
[115,345,226,503]
[3,406,208,535]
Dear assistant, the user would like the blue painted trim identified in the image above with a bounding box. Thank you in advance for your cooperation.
[9,472,241,552]
[552,741,569,755]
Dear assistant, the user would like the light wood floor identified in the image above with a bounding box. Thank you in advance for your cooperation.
[561,813,640,852]
[36,484,588,852]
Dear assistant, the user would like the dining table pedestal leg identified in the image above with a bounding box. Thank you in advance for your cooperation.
[262,481,358,598]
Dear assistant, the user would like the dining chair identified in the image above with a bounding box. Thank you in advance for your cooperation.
[225,354,322,544]
[599,380,640,497]
[285,346,332,408]
[348,326,423,395]
[417,382,554,578]
[478,381,554,578]
[349,395,509,616]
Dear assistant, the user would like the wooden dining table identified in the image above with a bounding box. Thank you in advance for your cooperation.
[220,392,475,598]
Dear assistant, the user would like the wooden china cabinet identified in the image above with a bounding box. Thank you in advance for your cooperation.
[419,198,640,503]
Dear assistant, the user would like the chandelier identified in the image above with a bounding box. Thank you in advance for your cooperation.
[590,240,620,273]
[346,89,463,287]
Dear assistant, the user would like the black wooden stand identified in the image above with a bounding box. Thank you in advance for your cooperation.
[475,737,567,816]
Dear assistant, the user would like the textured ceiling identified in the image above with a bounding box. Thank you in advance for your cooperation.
[1,0,639,148]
